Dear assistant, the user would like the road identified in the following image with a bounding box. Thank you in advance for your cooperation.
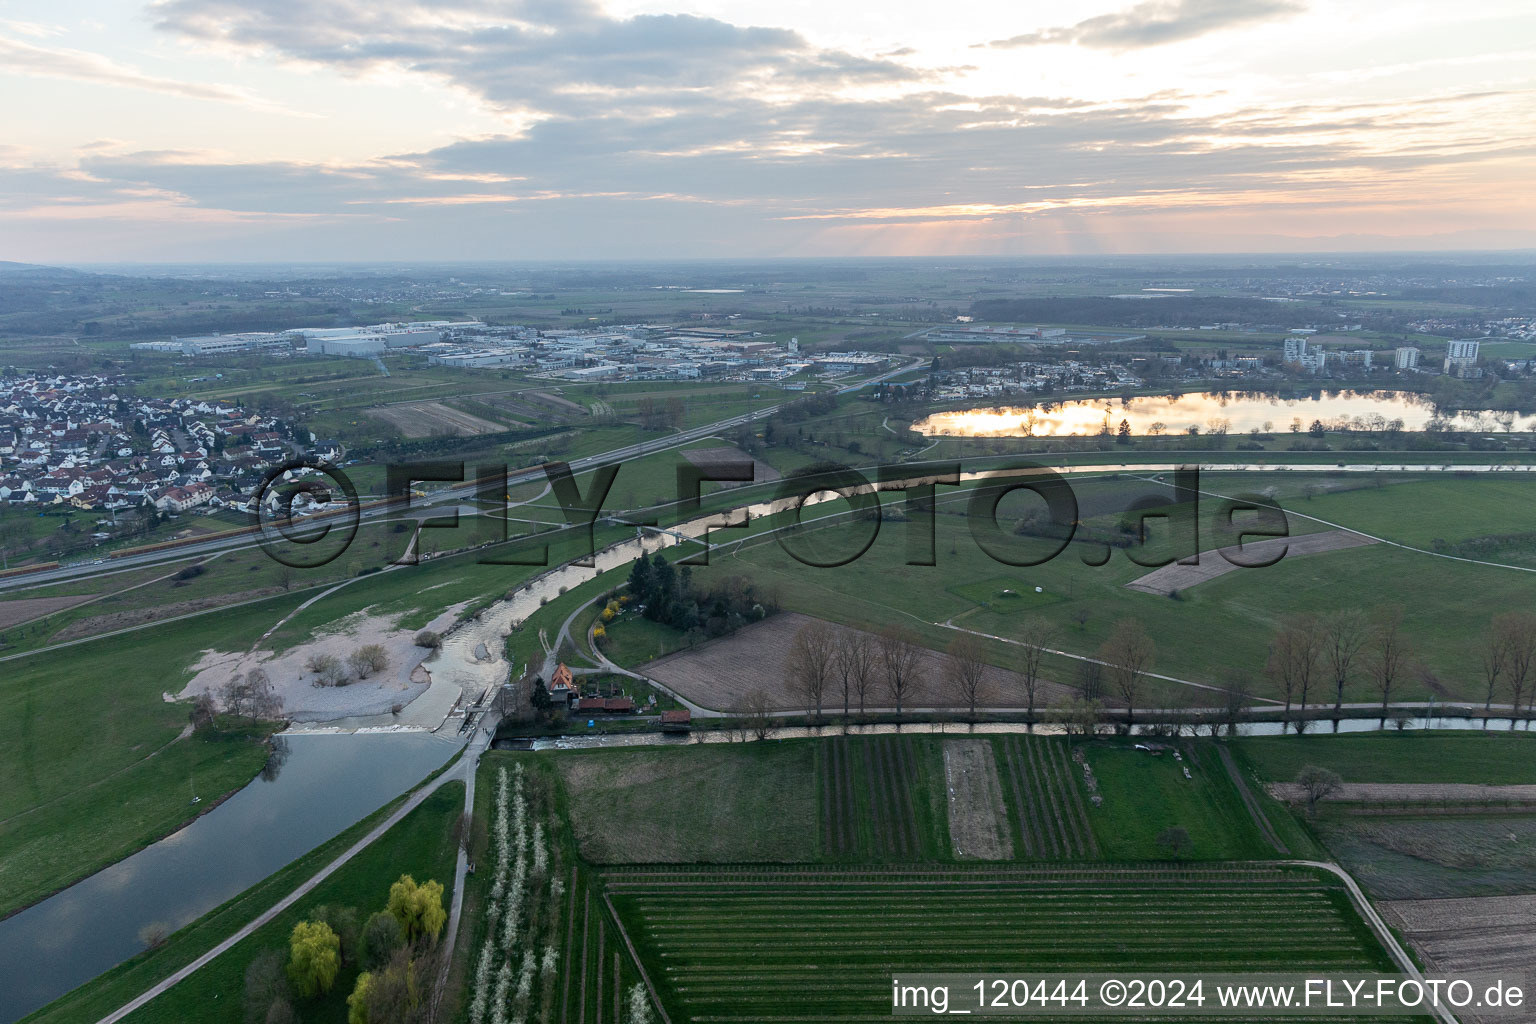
[2,360,923,595]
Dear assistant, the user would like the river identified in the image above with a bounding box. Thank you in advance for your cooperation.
[0,732,458,1024]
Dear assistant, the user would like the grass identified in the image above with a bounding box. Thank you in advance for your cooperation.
[555,742,819,863]
[0,594,316,918]
[693,472,1536,706]
[607,865,1400,1022]
[595,613,690,668]
[1235,731,1536,785]
[1080,740,1275,860]
[117,781,463,1024]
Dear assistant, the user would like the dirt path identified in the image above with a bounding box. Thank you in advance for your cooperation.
[1125,530,1378,596]
[1217,745,1288,854]
[1269,782,1536,805]
[942,738,1013,860]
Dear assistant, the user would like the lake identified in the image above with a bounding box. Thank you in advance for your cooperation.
[913,390,1533,437]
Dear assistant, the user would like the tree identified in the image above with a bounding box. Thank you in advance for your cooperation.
[1367,606,1407,716]
[877,625,924,717]
[1266,614,1320,719]
[1220,669,1252,733]
[349,644,389,680]
[1323,609,1366,712]
[742,688,776,740]
[308,652,346,687]
[360,911,404,971]
[944,632,990,720]
[413,630,441,649]
[190,692,217,732]
[785,620,836,722]
[1294,764,1343,816]
[348,947,422,1024]
[836,630,877,718]
[1017,617,1057,723]
[1156,826,1191,858]
[1100,619,1155,727]
[287,919,341,998]
[386,875,446,945]
[1481,621,1509,712]
[244,949,291,1024]
[1494,610,1536,714]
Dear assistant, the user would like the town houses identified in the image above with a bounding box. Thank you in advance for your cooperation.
[0,372,315,518]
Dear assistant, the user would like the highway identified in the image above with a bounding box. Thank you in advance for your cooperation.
[0,360,924,594]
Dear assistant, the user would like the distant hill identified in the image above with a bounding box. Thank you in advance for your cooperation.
[0,261,88,278]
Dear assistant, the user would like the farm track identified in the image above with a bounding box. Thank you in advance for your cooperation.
[999,736,1096,859]
[605,865,1404,1023]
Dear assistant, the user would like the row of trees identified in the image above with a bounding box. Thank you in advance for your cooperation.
[784,616,1068,723]
[777,603,1534,728]
[1267,606,1536,720]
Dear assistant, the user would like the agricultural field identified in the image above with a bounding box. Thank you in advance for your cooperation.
[817,736,949,861]
[995,735,1097,858]
[606,865,1404,1023]
[368,400,509,438]
[556,744,820,863]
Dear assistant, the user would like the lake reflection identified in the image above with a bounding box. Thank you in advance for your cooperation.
[914,390,1532,437]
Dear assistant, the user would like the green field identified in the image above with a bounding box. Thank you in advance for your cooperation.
[1236,731,1536,784]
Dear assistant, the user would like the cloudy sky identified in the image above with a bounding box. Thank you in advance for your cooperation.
[2,0,1534,262]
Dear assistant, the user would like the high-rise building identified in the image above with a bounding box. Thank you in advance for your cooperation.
[1444,339,1480,374]
[1395,347,1420,370]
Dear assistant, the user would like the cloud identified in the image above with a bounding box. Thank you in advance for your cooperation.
[986,0,1305,50]
[150,0,921,118]
[0,34,313,115]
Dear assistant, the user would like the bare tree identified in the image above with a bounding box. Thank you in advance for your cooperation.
[1294,764,1343,817]
[742,688,776,740]
[786,621,837,722]
[877,625,924,717]
[1220,669,1252,734]
[221,673,252,717]
[246,667,282,720]
[1367,606,1408,716]
[1266,614,1320,720]
[348,644,389,680]
[190,691,217,732]
[1323,608,1366,712]
[1100,619,1155,727]
[832,630,873,720]
[307,652,346,687]
[1017,616,1058,724]
[943,632,990,720]
[1495,610,1536,715]
[1480,621,1508,712]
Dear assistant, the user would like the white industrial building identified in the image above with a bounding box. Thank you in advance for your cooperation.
[298,321,486,356]
[131,332,299,356]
